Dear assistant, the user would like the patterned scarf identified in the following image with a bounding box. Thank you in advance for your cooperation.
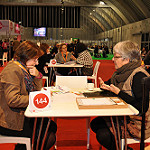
[110,61,141,90]
[14,60,35,92]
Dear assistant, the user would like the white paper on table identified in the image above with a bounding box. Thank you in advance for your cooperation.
[64,61,75,65]
[53,93,77,102]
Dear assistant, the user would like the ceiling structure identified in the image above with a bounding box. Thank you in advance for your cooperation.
[1,0,150,34]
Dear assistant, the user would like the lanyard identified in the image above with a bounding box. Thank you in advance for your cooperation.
[13,61,30,75]
[61,52,68,62]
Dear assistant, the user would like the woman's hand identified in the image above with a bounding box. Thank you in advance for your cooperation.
[27,66,39,77]
[98,77,120,95]
[98,77,104,87]
[99,77,110,90]
[109,84,120,95]
[71,54,77,61]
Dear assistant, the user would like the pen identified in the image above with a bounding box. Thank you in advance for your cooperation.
[109,98,117,105]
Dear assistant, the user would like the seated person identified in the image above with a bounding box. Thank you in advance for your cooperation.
[36,43,54,74]
[55,43,76,75]
[144,50,150,73]
[94,45,98,58]
[76,42,93,76]
[141,47,147,60]
[0,41,57,150]
[90,40,150,150]
[51,42,59,57]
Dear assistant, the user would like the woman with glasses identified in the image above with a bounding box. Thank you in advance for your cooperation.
[55,43,76,75]
[0,41,57,150]
[90,40,150,150]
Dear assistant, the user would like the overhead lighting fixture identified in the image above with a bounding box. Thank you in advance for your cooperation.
[100,1,105,5]
[90,13,92,15]
[61,0,64,5]
[93,9,95,12]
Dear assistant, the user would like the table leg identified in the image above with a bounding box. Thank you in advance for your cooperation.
[54,117,57,149]
[49,67,54,86]
[32,118,37,150]
[110,116,119,150]
[116,116,121,150]
[41,118,51,150]
[36,118,44,150]
[86,117,90,149]
[79,68,82,75]
[124,116,127,150]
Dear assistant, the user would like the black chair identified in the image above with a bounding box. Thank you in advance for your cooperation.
[140,76,150,150]
[121,76,150,150]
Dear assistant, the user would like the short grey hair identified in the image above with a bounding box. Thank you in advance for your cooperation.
[113,40,141,62]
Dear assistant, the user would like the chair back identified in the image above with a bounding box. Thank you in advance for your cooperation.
[93,61,100,77]
[56,76,87,90]
[140,76,150,150]
[142,76,150,113]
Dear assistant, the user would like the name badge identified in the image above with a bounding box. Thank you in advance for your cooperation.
[29,91,51,112]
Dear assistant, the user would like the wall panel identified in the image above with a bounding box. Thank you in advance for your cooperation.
[0,5,80,28]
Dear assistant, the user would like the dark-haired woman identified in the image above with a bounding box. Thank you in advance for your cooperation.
[0,41,57,150]
[76,42,93,76]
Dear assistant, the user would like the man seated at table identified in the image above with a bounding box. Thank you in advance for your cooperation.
[54,43,76,75]
[90,40,150,150]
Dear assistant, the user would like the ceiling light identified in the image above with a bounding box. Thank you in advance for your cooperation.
[100,1,105,5]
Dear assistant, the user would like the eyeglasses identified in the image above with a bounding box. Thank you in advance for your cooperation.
[113,56,122,59]
[62,47,67,49]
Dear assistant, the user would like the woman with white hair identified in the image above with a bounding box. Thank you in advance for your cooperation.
[90,40,150,150]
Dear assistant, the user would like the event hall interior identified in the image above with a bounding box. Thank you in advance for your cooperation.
[0,0,150,150]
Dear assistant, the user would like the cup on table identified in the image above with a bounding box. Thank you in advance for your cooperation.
[87,83,94,91]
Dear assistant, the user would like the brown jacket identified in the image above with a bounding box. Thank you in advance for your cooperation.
[0,61,42,131]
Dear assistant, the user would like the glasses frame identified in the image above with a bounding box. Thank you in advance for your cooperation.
[113,56,122,59]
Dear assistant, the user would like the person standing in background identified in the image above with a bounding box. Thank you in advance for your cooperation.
[0,40,3,66]
[2,39,8,66]
[12,36,20,58]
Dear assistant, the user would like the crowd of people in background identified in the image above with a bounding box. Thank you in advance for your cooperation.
[0,38,150,150]
[0,37,150,75]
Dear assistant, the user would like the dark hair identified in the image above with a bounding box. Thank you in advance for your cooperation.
[76,42,87,54]
[14,40,43,64]
[40,43,49,54]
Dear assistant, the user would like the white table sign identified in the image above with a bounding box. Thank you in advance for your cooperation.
[50,59,57,65]
[29,91,51,112]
